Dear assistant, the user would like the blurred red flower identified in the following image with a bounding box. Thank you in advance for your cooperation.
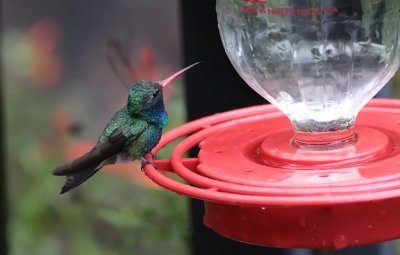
[26,18,63,87]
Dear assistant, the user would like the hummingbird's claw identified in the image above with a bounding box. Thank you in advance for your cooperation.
[140,157,158,171]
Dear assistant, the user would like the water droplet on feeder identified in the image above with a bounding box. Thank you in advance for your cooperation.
[214,150,224,153]
[239,215,248,222]
[333,235,349,249]
[380,209,388,217]
[368,224,373,229]
[261,206,267,210]
[299,219,307,228]
[198,140,205,148]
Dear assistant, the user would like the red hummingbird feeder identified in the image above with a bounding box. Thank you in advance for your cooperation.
[143,0,400,250]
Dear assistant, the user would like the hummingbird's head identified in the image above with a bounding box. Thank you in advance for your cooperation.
[127,62,200,118]
[127,81,164,116]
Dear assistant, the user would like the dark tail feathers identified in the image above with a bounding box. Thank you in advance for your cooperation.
[59,163,102,194]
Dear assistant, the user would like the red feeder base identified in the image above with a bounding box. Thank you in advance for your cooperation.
[144,99,400,249]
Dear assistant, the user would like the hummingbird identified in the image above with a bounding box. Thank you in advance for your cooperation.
[52,62,199,194]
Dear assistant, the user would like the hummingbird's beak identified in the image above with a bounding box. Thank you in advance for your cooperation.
[159,62,200,87]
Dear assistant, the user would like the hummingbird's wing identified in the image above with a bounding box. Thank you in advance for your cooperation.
[53,130,128,176]
[53,127,146,194]
[106,38,133,89]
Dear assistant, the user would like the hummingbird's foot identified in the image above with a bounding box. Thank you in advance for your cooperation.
[140,157,158,171]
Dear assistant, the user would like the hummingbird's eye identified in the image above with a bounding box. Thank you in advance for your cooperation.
[151,90,160,98]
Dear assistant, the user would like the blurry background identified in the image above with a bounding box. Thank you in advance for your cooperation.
[2,1,400,255]
[3,1,189,255]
